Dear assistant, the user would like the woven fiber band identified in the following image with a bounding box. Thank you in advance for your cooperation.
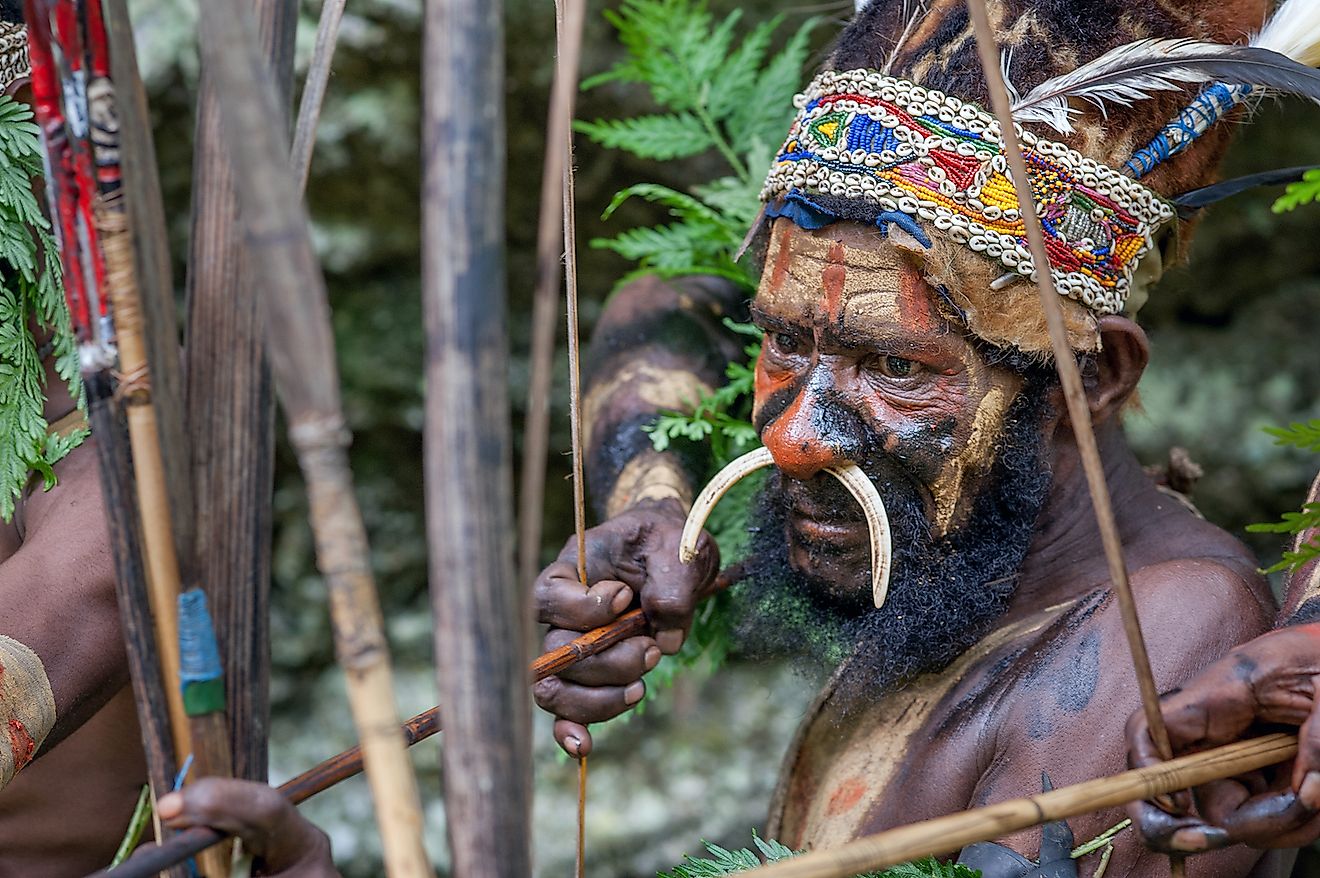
[761,69,1176,315]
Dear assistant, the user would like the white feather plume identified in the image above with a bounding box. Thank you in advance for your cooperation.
[1255,0,1320,68]
[1010,38,1320,134]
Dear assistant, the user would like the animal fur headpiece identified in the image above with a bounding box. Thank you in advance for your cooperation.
[760,0,1320,355]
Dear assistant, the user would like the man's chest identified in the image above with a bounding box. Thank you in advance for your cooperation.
[767,594,1104,850]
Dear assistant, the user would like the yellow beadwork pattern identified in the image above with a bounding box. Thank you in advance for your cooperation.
[761,70,1176,315]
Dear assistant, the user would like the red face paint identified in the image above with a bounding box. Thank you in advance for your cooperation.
[822,240,848,322]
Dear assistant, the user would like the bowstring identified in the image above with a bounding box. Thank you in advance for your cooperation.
[546,0,591,872]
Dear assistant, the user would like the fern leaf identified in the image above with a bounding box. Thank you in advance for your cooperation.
[575,113,714,160]
[727,17,819,151]
[602,182,726,225]
[708,14,781,119]
[1264,419,1320,452]
[1273,168,1320,213]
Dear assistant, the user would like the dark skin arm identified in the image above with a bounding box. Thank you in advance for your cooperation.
[535,274,744,755]
[0,439,127,758]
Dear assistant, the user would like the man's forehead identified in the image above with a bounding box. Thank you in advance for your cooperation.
[755,221,945,340]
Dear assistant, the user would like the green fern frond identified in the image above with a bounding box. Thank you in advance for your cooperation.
[576,113,715,161]
[583,0,817,292]
[0,94,83,520]
[659,834,978,878]
[1264,420,1320,453]
[1273,168,1320,214]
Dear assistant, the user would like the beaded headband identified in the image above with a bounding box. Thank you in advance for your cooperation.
[760,69,1177,316]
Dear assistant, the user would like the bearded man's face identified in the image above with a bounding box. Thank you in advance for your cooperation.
[739,219,1055,694]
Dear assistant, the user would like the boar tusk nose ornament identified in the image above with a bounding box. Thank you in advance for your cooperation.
[679,446,894,609]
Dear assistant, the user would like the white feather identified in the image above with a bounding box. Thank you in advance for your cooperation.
[1011,39,1216,134]
[1254,0,1320,68]
[855,0,869,14]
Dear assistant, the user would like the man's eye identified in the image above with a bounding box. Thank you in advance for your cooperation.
[877,355,916,378]
[773,331,802,354]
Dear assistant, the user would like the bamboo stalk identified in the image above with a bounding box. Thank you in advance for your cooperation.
[184,0,296,783]
[739,734,1299,878]
[423,0,533,874]
[194,0,430,874]
[290,0,346,192]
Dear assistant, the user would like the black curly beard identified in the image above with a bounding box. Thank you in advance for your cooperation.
[732,378,1054,709]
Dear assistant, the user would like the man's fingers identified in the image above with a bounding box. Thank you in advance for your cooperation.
[1292,702,1320,798]
[533,675,646,725]
[159,779,290,854]
[1127,800,1222,854]
[554,719,593,758]
[1215,790,1318,848]
[536,571,634,630]
[546,631,660,686]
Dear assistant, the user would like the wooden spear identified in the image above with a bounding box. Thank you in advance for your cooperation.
[193,0,431,874]
[183,0,296,783]
[423,0,534,875]
[962,6,1186,873]
[289,0,346,192]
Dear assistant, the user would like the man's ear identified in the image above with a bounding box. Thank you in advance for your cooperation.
[1089,316,1148,423]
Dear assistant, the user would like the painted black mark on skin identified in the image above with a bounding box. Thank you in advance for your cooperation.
[1054,629,1101,715]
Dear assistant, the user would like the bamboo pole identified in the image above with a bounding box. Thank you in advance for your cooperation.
[423,0,533,874]
[183,0,296,783]
[290,0,346,192]
[739,734,1299,878]
[193,1,430,874]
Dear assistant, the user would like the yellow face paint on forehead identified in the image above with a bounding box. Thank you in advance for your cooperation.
[756,220,948,344]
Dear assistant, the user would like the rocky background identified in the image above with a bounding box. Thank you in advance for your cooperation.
[124,0,1320,874]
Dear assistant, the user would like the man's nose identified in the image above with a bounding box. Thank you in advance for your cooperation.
[760,370,857,480]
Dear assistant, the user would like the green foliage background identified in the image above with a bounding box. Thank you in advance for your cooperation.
[123,0,1320,874]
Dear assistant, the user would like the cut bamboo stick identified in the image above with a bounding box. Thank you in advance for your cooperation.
[290,0,346,192]
[193,0,430,874]
[740,734,1298,878]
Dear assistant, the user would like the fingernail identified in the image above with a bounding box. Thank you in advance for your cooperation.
[611,587,633,615]
[644,646,662,671]
[565,735,581,756]
[157,792,182,819]
[656,629,684,654]
[1300,771,1320,809]
[625,681,645,705]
